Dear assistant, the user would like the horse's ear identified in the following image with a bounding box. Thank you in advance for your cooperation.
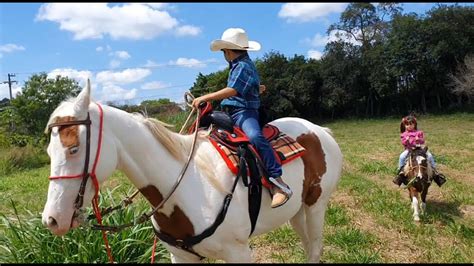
[423,146,428,153]
[74,79,91,113]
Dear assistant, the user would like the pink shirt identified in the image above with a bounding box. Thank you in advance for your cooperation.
[400,129,425,149]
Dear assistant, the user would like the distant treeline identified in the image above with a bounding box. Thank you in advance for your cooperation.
[190,3,474,121]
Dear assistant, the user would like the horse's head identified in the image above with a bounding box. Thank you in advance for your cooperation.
[405,145,431,182]
[42,80,117,236]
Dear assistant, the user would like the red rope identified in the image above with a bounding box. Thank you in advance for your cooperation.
[92,195,114,263]
[90,103,114,263]
[151,236,158,263]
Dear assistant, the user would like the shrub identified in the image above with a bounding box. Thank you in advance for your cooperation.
[0,145,49,175]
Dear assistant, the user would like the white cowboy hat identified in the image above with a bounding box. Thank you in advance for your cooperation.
[210,28,261,52]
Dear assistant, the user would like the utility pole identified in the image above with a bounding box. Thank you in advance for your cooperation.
[2,73,18,131]
[2,73,17,101]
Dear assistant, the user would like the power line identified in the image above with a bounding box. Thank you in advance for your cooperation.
[2,73,17,101]
[3,60,224,77]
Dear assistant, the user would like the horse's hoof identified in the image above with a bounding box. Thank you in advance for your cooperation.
[414,216,420,222]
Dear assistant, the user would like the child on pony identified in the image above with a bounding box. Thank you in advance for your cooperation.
[392,114,447,187]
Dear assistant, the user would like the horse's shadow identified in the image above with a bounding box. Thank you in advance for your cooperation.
[422,199,463,224]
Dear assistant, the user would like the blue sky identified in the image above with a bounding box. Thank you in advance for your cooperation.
[1,2,470,105]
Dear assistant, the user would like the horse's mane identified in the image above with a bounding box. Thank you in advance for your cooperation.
[132,113,194,162]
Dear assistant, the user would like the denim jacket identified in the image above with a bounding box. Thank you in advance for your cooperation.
[221,53,260,110]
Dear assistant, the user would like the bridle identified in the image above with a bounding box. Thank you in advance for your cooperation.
[405,151,429,188]
[47,103,103,211]
[46,103,112,262]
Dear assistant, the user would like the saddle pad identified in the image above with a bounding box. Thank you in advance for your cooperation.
[209,130,306,176]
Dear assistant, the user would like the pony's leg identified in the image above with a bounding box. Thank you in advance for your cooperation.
[411,195,420,222]
[290,207,309,256]
[420,187,429,215]
[304,201,327,263]
[220,243,252,263]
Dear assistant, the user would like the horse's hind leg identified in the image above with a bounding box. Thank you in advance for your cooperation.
[304,201,328,262]
[290,206,309,256]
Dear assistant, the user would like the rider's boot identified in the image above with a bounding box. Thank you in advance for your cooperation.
[432,169,447,187]
[269,177,293,208]
[392,168,407,187]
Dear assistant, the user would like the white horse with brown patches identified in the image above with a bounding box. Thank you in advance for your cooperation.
[42,82,343,263]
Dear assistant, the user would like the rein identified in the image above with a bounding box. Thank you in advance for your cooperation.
[49,92,235,262]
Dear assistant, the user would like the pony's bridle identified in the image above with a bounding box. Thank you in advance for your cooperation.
[405,153,429,188]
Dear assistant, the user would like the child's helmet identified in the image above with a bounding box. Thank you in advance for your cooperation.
[400,114,418,133]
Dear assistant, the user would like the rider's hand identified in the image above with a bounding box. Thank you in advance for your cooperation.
[259,84,266,94]
[192,96,206,109]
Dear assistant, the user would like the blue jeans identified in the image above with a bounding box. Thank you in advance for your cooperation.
[399,150,436,169]
[228,108,282,178]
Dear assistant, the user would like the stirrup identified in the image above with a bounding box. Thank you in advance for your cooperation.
[268,177,293,196]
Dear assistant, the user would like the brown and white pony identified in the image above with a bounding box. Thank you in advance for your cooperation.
[402,146,433,222]
[41,81,343,262]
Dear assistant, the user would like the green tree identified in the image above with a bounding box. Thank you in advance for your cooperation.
[9,73,81,137]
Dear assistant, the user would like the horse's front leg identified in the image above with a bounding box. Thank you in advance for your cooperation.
[409,189,420,222]
[420,186,429,215]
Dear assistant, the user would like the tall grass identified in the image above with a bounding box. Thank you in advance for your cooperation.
[0,145,49,176]
[0,186,169,263]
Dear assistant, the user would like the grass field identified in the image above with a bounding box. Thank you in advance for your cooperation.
[1,112,473,263]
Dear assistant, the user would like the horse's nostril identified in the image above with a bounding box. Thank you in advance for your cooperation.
[48,217,58,228]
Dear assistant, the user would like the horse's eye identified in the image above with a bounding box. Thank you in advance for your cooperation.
[69,146,79,155]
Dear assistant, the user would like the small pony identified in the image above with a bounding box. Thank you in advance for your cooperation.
[401,145,434,221]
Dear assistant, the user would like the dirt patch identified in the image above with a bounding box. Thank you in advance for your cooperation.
[460,205,474,219]
[332,190,424,263]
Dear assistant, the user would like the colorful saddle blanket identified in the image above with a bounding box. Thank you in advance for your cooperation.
[209,124,306,187]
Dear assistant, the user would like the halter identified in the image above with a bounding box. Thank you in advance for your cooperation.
[47,103,113,262]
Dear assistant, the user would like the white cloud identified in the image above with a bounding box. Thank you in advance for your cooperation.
[279,3,347,23]
[141,81,169,90]
[144,60,161,68]
[169,58,206,68]
[309,33,330,47]
[96,68,151,85]
[114,51,131,59]
[0,43,25,57]
[141,3,169,10]
[96,46,103,52]
[175,25,201,36]
[100,84,137,102]
[109,59,121,68]
[47,68,93,87]
[305,30,362,48]
[308,50,323,60]
[0,83,21,99]
[36,3,201,40]
[0,44,25,53]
